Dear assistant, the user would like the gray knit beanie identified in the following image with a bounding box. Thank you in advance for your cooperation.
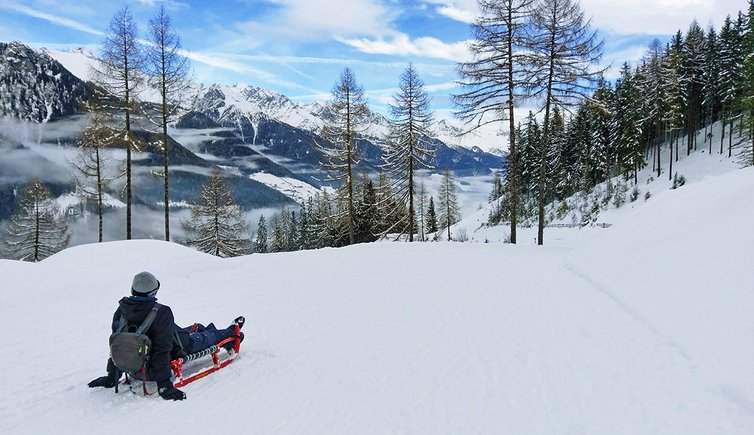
[131,271,160,297]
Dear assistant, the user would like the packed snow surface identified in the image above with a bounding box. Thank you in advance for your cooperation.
[1,165,753,434]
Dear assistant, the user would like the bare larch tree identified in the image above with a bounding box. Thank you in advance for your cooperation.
[71,103,122,243]
[92,6,143,240]
[455,0,535,244]
[383,64,434,242]
[526,0,603,245]
[145,4,190,241]
[319,67,369,245]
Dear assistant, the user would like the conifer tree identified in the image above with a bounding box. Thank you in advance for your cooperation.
[438,169,461,241]
[145,4,190,241]
[353,174,379,243]
[455,0,535,244]
[288,210,300,251]
[681,21,706,154]
[718,15,742,154]
[612,64,645,183]
[3,179,69,262]
[736,0,754,165]
[319,68,369,244]
[383,65,434,241]
[92,6,143,240]
[637,40,664,174]
[662,43,684,179]
[181,171,250,257]
[526,0,603,245]
[254,215,268,253]
[426,196,439,235]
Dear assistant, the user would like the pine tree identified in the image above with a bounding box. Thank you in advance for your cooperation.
[319,68,369,244]
[736,0,754,165]
[288,210,300,251]
[270,211,288,253]
[426,196,439,235]
[254,215,268,253]
[3,179,69,261]
[527,0,604,245]
[681,21,706,154]
[92,6,143,240]
[181,171,250,257]
[612,64,645,183]
[718,15,742,155]
[383,65,434,241]
[637,39,665,174]
[661,43,684,179]
[702,25,722,134]
[455,0,535,244]
[145,4,190,241]
[438,169,461,241]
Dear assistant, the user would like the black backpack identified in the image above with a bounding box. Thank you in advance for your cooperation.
[109,303,161,375]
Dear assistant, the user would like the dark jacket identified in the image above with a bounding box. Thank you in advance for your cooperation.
[106,296,191,386]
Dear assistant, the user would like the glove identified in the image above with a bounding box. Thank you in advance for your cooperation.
[88,375,116,388]
[158,385,186,401]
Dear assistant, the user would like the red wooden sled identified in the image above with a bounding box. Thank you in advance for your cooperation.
[170,323,242,388]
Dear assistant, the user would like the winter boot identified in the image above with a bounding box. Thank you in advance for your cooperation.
[223,332,244,353]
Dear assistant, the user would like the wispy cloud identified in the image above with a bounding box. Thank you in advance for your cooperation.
[182,50,311,90]
[582,0,742,35]
[0,1,103,36]
[340,34,472,62]
[236,0,396,40]
[420,0,479,24]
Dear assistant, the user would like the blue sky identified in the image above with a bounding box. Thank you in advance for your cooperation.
[0,0,748,117]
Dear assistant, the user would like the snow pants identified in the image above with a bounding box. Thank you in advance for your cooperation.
[182,323,235,354]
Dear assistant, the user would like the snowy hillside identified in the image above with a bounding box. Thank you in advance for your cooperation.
[1,156,752,433]
[445,120,748,245]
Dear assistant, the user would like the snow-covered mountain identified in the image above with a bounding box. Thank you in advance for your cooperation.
[190,83,323,137]
[0,42,91,123]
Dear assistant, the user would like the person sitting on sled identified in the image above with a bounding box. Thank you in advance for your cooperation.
[87,271,244,401]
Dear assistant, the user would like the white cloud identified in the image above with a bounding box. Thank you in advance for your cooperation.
[582,0,744,35]
[0,1,103,36]
[250,0,396,39]
[420,0,479,24]
[340,34,472,62]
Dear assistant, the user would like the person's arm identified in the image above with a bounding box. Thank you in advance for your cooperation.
[149,305,186,400]
[148,305,175,386]
[88,306,121,388]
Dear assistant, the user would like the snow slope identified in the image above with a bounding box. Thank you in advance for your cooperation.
[0,166,752,434]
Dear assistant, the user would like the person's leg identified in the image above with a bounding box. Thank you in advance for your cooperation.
[187,326,237,353]
[182,323,206,333]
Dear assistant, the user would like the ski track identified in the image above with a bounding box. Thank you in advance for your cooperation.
[0,242,752,434]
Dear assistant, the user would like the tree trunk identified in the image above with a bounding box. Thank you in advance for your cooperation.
[506,4,517,245]
[160,39,170,243]
[346,92,355,245]
[729,119,733,158]
[669,130,674,181]
[96,147,104,243]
